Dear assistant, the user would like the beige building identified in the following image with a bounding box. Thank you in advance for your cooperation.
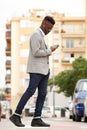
[5,7,87,112]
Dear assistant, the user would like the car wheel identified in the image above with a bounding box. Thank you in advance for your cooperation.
[75,114,81,122]
[72,113,75,121]
[69,115,72,119]
[84,116,87,122]
[83,110,87,122]
[83,106,87,122]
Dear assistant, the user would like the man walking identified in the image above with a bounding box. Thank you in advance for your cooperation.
[9,16,58,127]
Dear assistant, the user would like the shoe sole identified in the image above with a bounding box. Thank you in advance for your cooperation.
[31,124,50,127]
[31,125,50,127]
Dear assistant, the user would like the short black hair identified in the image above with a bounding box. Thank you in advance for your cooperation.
[43,16,55,25]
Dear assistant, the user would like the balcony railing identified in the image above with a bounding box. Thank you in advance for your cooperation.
[6,48,11,51]
[6,38,11,43]
[6,23,11,29]
[6,60,11,70]
[5,74,11,80]
[61,60,72,66]
[61,47,85,52]
[6,48,11,56]
[5,31,11,37]
[6,60,11,65]
[5,74,11,83]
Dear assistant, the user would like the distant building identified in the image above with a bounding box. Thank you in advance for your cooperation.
[5,8,87,112]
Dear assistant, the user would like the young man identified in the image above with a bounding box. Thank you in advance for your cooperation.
[9,16,58,127]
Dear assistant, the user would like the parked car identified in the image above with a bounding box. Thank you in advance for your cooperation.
[29,105,52,117]
[55,106,69,118]
[28,105,69,118]
[48,106,69,118]
[72,79,87,122]
[0,102,6,119]
[1,111,6,118]
[0,101,7,119]
[29,105,35,116]
[42,106,52,118]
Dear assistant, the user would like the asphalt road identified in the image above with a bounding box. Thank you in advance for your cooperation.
[0,117,87,130]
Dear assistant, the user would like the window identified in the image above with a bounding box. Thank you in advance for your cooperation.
[20,49,29,57]
[71,53,74,58]
[20,64,26,72]
[20,20,34,28]
[78,82,87,92]
[78,53,83,58]
[64,53,70,61]
[64,53,74,62]
[79,39,83,45]
[6,70,11,74]
[79,24,84,32]
[20,35,29,42]
[66,25,74,33]
[66,39,74,48]
[52,53,58,60]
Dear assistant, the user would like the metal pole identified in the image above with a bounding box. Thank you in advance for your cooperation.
[52,54,56,117]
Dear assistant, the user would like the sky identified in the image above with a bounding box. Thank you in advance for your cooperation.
[0,0,86,88]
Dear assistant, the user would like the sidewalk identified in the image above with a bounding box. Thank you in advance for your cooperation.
[0,117,68,130]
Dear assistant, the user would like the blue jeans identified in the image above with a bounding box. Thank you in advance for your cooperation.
[15,72,50,117]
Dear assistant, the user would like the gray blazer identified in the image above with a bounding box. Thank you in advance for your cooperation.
[27,28,52,75]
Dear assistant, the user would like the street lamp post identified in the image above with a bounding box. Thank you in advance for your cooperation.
[52,85,58,117]
[52,56,57,117]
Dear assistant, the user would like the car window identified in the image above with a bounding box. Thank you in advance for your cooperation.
[82,82,87,91]
[55,107,62,111]
[78,81,87,92]
[42,106,50,110]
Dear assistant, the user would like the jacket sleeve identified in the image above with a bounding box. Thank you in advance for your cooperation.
[30,33,52,57]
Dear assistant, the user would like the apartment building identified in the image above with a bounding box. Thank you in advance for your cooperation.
[5,9,87,112]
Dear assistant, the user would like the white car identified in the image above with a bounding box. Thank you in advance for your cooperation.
[29,106,35,116]
[72,79,87,122]
[29,105,52,117]
[42,106,52,118]
[55,106,69,118]
[48,106,69,118]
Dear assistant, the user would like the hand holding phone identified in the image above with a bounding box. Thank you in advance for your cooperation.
[54,44,59,49]
[50,44,59,52]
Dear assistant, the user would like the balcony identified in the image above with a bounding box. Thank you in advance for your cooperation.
[53,59,59,63]
[61,29,66,33]
[53,29,59,33]
[5,74,11,84]
[61,60,72,66]
[53,26,59,33]
[5,31,11,39]
[6,60,11,70]
[61,47,85,52]
[20,27,34,35]
[61,33,85,38]
[6,22,11,29]
[6,38,11,43]
[6,48,11,56]
[61,56,76,66]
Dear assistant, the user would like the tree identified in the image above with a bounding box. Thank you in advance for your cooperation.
[55,70,77,97]
[72,58,87,78]
[48,58,87,97]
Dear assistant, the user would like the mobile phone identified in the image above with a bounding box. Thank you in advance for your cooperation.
[54,44,59,48]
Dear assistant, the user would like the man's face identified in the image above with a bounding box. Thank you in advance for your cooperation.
[42,20,54,35]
